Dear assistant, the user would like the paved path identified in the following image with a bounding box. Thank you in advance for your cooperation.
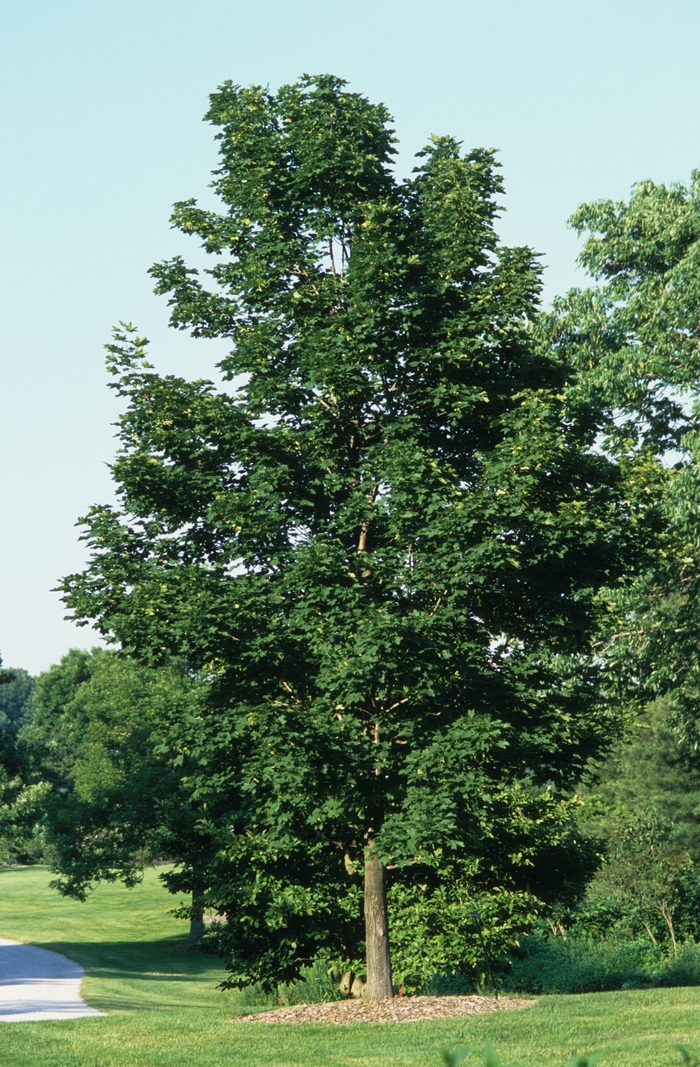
[0,937,105,1021]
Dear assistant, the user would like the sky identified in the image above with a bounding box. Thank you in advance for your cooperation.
[2,0,700,675]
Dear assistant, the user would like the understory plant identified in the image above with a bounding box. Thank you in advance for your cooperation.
[502,936,700,995]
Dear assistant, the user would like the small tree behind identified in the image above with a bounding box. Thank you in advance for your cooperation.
[26,649,213,941]
[591,815,690,953]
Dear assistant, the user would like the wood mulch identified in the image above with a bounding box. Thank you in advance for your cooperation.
[233,994,534,1025]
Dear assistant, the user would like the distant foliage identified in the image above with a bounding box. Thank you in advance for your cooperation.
[0,668,35,731]
[23,648,210,906]
[0,659,43,864]
[579,699,700,865]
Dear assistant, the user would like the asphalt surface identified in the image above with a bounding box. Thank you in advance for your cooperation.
[0,937,105,1021]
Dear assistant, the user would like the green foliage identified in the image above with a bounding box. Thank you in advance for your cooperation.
[24,648,210,906]
[580,699,700,865]
[591,817,691,950]
[441,1045,700,1067]
[443,1049,471,1067]
[588,447,700,755]
[443,1045,606,1067]
[442,1046,500,1067]
[542,172,700,455]
[0,770,49,865]
[503,935,700,996]
[505,935,658,995]
[542,171,700,754]
[612,447,700,751]
[277,958,341,1005]
[61,74,634,990]
[388,877,540,992]
[0,666,35,731]
[0,658,43,863]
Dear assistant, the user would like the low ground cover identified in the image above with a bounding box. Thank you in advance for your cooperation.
[1,867,700,1066]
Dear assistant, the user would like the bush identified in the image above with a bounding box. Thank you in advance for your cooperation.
[277,958,340,1005]
[388,880,541,993]
[502,935,700,995]
[226,958,341,1008]
[231,983,276,1008]
[662,944,700,988]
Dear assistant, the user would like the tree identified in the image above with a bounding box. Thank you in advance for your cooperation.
[541,172,700,456]
[25,648,213,940]
[545,173,700,750]
[588,815,691,953]
[580,697,700,863]
[63,75,633,997]
[0,660,45,864]
[0,666,35,733]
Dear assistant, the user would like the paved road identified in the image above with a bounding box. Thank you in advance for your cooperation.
[0,937,105,1021]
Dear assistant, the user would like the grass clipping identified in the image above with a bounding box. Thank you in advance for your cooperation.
[234,995,534,1025]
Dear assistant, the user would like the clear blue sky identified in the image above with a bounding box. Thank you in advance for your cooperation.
[2,0,700,675]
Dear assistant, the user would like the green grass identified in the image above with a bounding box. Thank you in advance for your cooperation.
[1,867,700,1066]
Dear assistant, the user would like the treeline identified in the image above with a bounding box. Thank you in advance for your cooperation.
[6,74,700,998]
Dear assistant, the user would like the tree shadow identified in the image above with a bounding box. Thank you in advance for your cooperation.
[24,937,229,1013]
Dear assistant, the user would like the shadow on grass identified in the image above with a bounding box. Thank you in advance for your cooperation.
[22,938,229,1013]
[29,935,214,966]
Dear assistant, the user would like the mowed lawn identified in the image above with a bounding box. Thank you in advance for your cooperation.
[1,868,700,1066]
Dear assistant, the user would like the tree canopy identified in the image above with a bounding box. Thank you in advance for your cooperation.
[61,74,642,995]
[24,649,212,932]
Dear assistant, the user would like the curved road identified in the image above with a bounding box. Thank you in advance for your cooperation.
[0,938,105,1021]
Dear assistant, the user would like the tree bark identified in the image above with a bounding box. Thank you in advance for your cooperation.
[660,902,678,957]
[364,848,393,999]
[188,891,205,944]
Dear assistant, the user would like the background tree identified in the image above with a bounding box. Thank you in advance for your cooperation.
[587,815,692,954]
[63,75,636,996]
[0,660,45,864]
[25,648,213,941]
[516,170,700,960]
[0,666,35,733]
[580,697,700,863]
[539,172,700,737]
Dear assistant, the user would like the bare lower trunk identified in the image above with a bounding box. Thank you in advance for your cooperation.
[188,891,205,944]
[364,849,393,999]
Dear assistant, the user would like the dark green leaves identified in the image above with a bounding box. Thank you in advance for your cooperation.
[61,74,631,987]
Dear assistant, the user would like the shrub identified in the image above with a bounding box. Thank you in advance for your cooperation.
[502,935,700,995]
[661,944,700,988]
[277,958,341,1005]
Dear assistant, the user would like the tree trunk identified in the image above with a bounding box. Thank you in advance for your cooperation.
[364,849,393,999]
[188,891,205,944]
[660,902,678,957]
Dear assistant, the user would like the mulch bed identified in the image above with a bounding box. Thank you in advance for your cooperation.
[233,994,534,1025]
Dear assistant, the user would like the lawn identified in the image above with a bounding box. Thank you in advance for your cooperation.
[1,867,699,1066]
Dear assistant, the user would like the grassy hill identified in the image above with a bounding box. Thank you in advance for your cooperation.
[1,866,700,1066]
